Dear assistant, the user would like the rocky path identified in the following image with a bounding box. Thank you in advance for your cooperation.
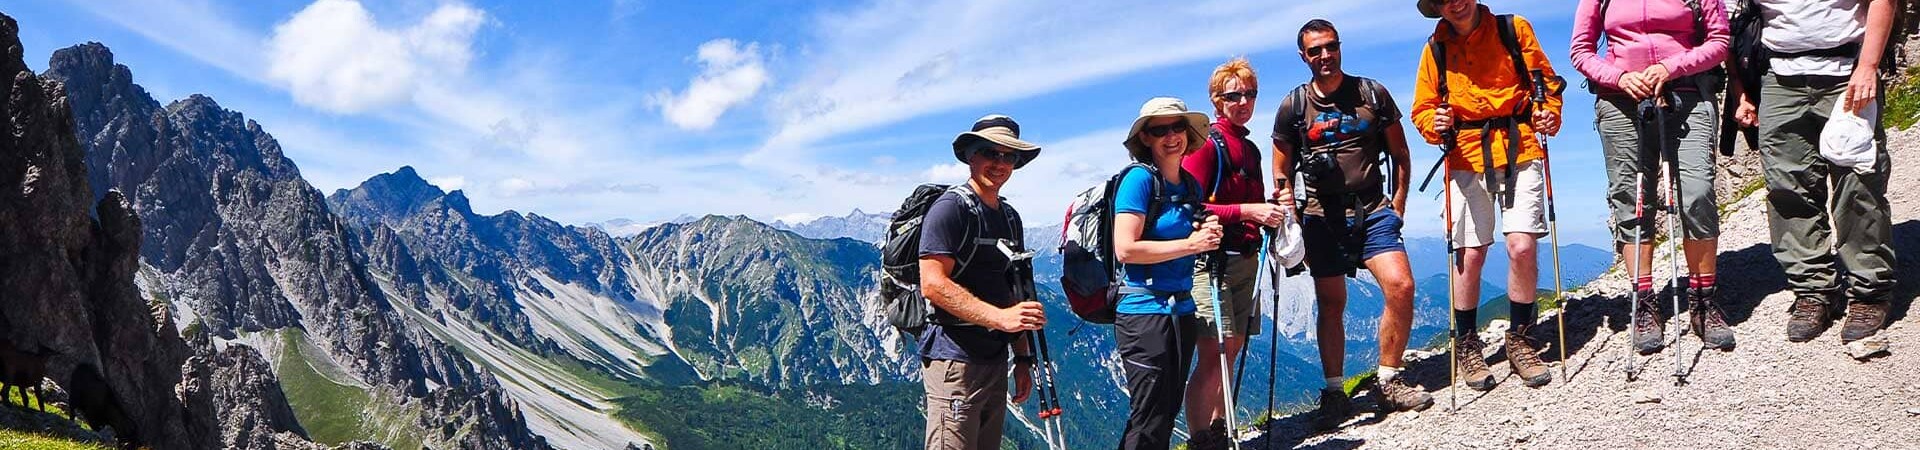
[1246,121,1920,449]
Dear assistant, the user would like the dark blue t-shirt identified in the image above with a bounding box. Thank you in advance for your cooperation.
[916,189,1019,363]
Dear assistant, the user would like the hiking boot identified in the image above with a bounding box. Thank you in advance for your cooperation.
[1452,336,1496,391]
[1503,327,1553,388]
[1312,389,1352,431]
[1376,375,1434,413]
[1689,286,1736,350]
[1841,293,1891,343]
[1631,289,1665,354]
[1786,291,1838,343]
[1186,419,1229,450]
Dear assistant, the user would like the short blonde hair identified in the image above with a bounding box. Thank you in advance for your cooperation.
[1208,57,1258,112]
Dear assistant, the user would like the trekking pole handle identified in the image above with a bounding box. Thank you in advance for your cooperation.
[1530,70,1547,105]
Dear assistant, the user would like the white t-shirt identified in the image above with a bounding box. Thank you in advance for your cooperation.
[1757,0,1868,76]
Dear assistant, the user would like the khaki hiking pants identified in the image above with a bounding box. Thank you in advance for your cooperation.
[922,359,1008,450]
[1757,72,1897,298]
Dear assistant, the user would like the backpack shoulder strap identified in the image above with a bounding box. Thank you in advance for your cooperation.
[1429,39,1450,102]
[1495,14,1534,97]
[1686,0,1708,47]
[1206,127,1230,200]
[945,185,989,273]
[1284,84,1313,161]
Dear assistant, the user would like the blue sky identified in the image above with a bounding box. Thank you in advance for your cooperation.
[9,0,1620,247]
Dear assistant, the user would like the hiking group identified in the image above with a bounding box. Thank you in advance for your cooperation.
[881,0,1900,448]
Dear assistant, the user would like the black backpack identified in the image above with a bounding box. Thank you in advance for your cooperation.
[879,184,1019,335]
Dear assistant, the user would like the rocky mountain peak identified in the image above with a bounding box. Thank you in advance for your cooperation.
[331,166,452,222]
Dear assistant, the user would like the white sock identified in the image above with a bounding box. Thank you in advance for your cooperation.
[1378,365,1402,383]
[1324,376,1343,391]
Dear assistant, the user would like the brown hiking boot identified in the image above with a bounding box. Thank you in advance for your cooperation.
[1376,375,1433,413]
[1786,291,1838,342]
[1503,327,1553,388]
[1689,286,1735,350]
[1452,336,1495,391]
[1312,389,1352,431]
[1631,289,1665,354]
[1841,293,1890,343]
[1186,418,1229,450]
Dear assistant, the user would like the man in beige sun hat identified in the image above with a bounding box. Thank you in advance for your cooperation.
[919,115,1046,450]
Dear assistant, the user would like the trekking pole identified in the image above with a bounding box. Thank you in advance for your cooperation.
[1261,226,1280,440]
[1025,332,1060,450]
[1206,251,1242,450]
[1003,240,1064,449]
[1036,329,1067,448]
[1530,70,1570,380]
[1626,99,1658,382]
[1657,95,1688,385]
[1440,100,1460,413]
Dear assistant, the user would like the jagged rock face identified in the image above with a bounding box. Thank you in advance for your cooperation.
[329,167,650,356]
[626,216,913,387]
[43,42,548,450]
[196,333,311,450]
[0,13,216,449]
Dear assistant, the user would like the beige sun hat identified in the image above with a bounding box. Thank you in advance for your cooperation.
[1123,97,1211,160]
[952,114,1041,169]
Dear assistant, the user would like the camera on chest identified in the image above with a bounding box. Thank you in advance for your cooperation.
[1298,150,1342,192]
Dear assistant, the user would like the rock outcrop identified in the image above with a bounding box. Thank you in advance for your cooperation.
[0,12,215,449]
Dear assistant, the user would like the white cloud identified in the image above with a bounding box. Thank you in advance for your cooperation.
[773,212,822,225]
[429,176,467,191]
[265,0,486,113]
[653,39,770,130]
[922,163,971,184]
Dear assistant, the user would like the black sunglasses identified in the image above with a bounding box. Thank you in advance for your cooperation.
[972,147,1023,165]
[1142,122,1189,138]
[1305,41,1342,58]
[1217,90,1258,103]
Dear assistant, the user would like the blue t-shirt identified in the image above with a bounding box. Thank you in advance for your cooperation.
[1111,166,1199,316]
[915,190,1018,363]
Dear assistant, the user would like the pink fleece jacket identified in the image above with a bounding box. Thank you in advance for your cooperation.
[1570,0,1731,91]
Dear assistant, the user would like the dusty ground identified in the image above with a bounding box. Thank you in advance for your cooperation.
[1243,113,1920,450]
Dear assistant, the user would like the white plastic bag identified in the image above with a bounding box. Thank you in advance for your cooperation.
[1268,204,1306,270]
[1820,98,1879,174]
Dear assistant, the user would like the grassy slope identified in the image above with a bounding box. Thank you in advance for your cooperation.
[0,429,113,450]
[273,329,424,450]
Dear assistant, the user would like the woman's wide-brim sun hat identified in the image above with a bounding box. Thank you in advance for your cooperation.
[1123,97,1211,158]
[952,115,1041,169]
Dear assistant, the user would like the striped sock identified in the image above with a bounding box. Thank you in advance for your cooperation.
[1634,275,1654,292]
[1690,273,1716,290]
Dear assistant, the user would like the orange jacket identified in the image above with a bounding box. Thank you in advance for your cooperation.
[1411,6,1564,173]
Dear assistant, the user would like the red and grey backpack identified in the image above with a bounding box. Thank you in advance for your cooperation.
[1059,163,1194,324]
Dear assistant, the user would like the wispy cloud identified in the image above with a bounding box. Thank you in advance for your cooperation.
[750,0,1426,165]
[652,39,771,131]
[59,0,266,80]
